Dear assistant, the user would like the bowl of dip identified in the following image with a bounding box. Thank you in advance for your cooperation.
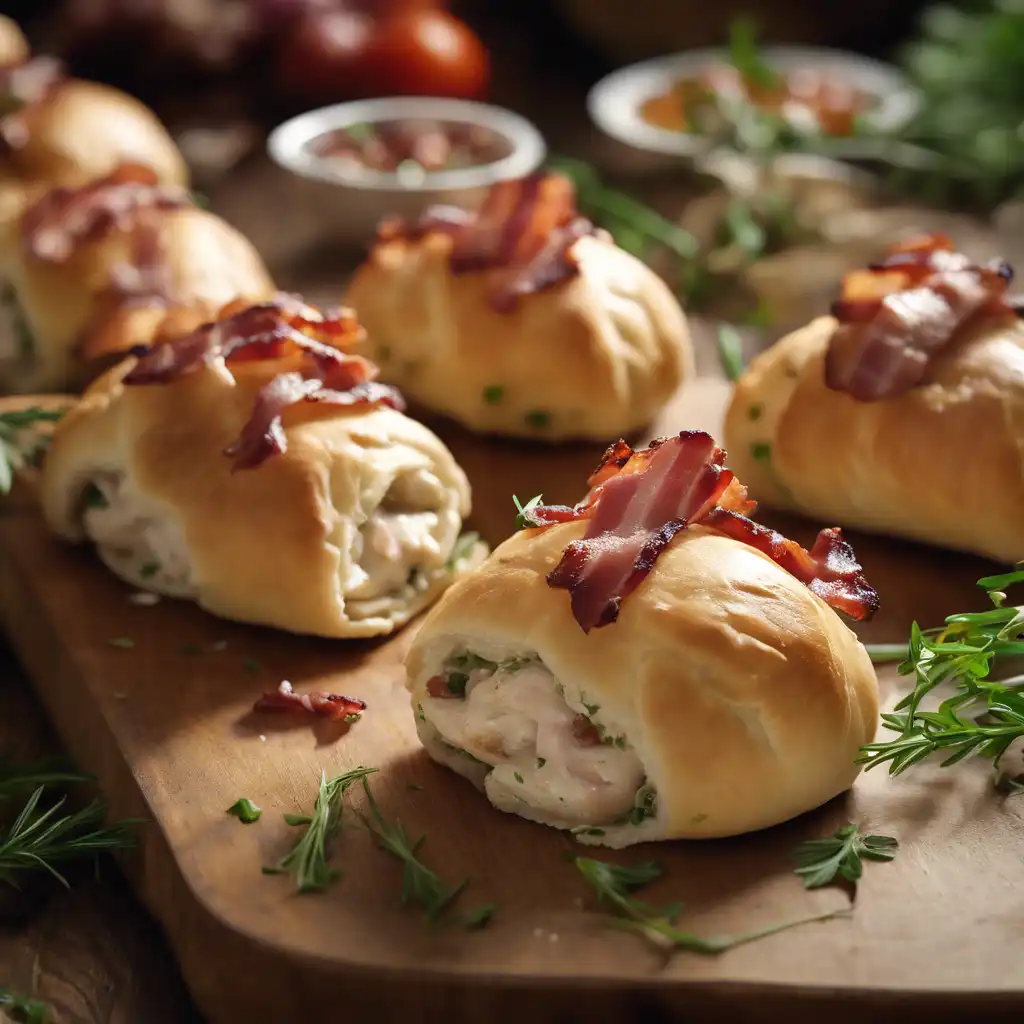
[268,97,547,252]
[587,47,920,175]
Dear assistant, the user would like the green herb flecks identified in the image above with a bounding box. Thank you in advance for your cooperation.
[264,767,377,893]
[0,407,65,494]
[0,986,49,1023]
[750,442,771,462]
[524,410,550,429]
[360,776,468,922]
[793,823,898,891]
[574,857,843,954]
[465,902,497,930]
[445,531,481,572]
[728,16,782,91]
[629,784,658,826]
[513,493,544,530]
[227,798,262,824]
[483,385,504,405]
[858,569,1024,780]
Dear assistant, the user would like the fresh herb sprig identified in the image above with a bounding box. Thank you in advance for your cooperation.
[0,786,138,888]
[0,987,49,1024]
[0,758,91,800]
[858,569,1024,779]
[0,407,65,493]
[864,644,909,665]
[360,777,467,922]
[716,325,746,381]
[226,798,262,824]
[574,857,843,954]
[265,767,377,893]
[793,824,898,891]
[513,494,543,530]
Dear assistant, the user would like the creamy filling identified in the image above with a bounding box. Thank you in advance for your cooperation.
[81,473,196,596]
[422,652,648,827]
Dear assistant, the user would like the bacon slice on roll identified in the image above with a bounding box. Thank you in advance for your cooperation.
[825,234,1015,401]
[519,430,878,632]
[124,295,403,470]
[375,171,603,313]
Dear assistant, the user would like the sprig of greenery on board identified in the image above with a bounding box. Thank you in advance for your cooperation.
[0,407,65,494]
[0,986,49,1024]
[858,568,1024,787]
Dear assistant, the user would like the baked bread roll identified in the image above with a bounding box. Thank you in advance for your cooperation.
[0,164,274,393]
[406,430,878,848]
[0,57,186,191]
[345,172,692,441]
[40,297,482,638]
[724,233,1024,564]
[0,16,29,68]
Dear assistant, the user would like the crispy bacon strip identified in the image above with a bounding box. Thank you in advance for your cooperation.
[825,234,1015,401]
[521,431,878,630]
[253,680,366,722]
[225,374,403,471]
[21,163,190,263]
[376,172,600,312]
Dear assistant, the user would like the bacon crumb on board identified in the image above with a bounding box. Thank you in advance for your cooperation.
[253,681,366,722]
[521,430,878,633]
[123,295,404,470]
[825,234,1016,401]
[375,171,603,312]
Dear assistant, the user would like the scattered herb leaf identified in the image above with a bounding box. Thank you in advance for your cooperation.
[464,902,497,930]
[0,986,49,1024]
[524,410,550,429]
[483,385,504,405]
[513,494,543,530]
[0,407,65,495]
[793,824,898,891]
[227,798,262,824]
[750,442,772,462]
[716,325,745,381]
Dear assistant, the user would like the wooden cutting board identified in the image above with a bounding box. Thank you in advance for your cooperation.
[1,378,1022,1024]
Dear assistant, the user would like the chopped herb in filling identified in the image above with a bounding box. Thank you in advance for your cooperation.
[750,441,771,462]
[482,385,504,405]
[82,481,108,509]
[524,409,550,429]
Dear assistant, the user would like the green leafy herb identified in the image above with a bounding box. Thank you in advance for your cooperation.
[716,325,746,382]
[513,772,524,785]
[0,758,90,801]
[0,987,49,1023]
[139,561,160,580]
[864,643,908,664]
[360,777,467,921]
[513,494,543,530]
[858,569,1024,778]
[482,385,504,405]
[82,482,107,509]
[283,813,311,826]
[445,672,468,697]
[728,16,782,91]
[536,758,546,769]
[575,857,842,953]
[524,410,550,429]
[629,784,658,826]
[445,531,481,572]
[747,403,764,421]
[465,902,497,930]
[793,824,898,891]
[570,826,606,837]
[0,407,65,494]
[227,798,262,824]
[264,767,377,893]
[107,637,135,650]
[0,786,139,888]
[750,442,771,462]
[449,652,497,673]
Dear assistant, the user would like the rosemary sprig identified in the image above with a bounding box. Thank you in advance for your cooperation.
[0,758,91,800]
[265,767,377,893]
[0,987,49,1024]
[574,857,844,953]
[0,786,139,888]
[0,408,65,494]
[360,777,467,922]
[858,569,1024,778]
[792,824,898,892]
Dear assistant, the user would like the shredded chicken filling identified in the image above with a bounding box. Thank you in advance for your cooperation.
[422,652,649,826]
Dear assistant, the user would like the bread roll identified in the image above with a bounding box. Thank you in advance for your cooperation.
[0,15,29,68]
[345,176,692,442]
[406,488,877,849]
[40,301,481,638]
[0,168,274,393]
[724,311,1024,564]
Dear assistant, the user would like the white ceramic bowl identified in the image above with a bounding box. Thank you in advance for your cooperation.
[267,97,547,251]
[587,46,921,175]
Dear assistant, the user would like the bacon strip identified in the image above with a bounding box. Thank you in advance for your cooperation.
[376,172,600,313]
[825,234,1015,401]
[253,680,366,722]
[521,431,878,630]
[21,163,190,263]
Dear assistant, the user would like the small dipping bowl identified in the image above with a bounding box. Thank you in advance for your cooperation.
[587,46,921,177]
[267,97,547,252]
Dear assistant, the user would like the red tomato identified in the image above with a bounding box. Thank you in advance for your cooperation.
[362,10,490,99]
[275,7,489,102]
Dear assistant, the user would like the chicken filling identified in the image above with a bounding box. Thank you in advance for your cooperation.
[422,652,655,828]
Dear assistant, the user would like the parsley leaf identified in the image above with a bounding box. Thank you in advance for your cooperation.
[226,798,262,824]
[793,824,898,891]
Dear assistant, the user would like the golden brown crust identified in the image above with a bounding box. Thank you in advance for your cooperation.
[406,521,878,847]
[345,233,692,441]
[724,313,1024,563]
[0,16,29,68]
[40,355,476,638]
[0,203,275,393]
[2,79,187,189]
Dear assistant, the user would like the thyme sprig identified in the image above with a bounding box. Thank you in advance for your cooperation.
[858,569,1024,779]
[574,856,844,954]
[264,767,377,893]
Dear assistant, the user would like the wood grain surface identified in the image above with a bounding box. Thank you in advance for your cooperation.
[1,373,1023,1023]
